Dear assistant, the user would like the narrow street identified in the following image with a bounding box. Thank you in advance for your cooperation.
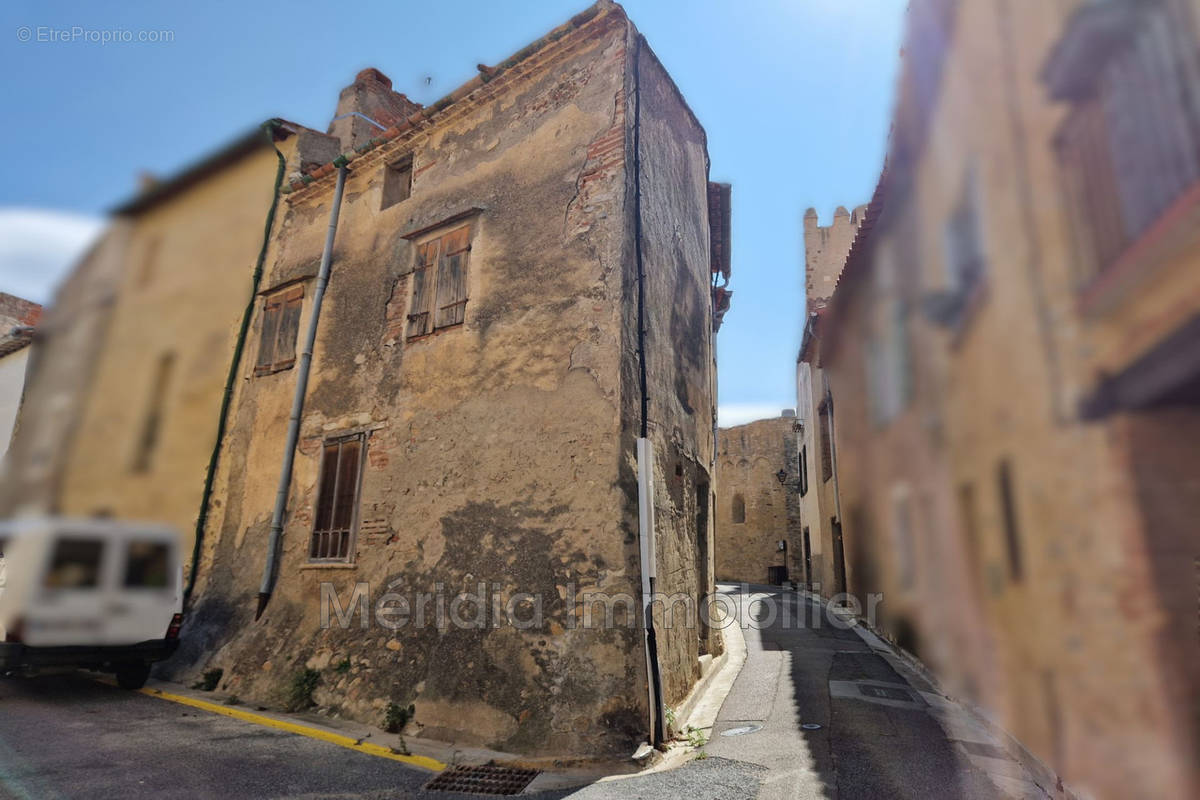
[702,585,1048,800]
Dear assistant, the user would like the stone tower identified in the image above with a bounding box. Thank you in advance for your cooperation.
[803,205,867,311]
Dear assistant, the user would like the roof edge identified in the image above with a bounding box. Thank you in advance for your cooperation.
[283,1,628,198]
[111,118,299,216]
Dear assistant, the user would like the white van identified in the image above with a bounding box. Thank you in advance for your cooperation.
[0,518,183,689]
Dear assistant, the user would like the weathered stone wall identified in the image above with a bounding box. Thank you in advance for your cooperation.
[179,8,716,757]
[714,416,802,584]
[627,36,721,708]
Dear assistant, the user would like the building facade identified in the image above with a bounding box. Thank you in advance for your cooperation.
[796,206,864,597]
[814,1,1200,797]
[714,414,803,584]
[171,3,724,757]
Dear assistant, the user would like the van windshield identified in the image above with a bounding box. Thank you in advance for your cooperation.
[44,539,104,590]
[124,541,170,589]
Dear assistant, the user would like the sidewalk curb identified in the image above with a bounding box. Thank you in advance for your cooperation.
[128,682,445,771]
[674,602,747,736]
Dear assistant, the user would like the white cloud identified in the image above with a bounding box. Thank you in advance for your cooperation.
[0,208,106,305]
[718,403,794,428]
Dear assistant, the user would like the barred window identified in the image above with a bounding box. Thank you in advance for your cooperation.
[310,434,365,562]
[408,225,470,339]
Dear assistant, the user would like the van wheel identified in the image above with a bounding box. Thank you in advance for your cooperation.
[115,662,151,690]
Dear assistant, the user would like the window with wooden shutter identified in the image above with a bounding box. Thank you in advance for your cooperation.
[435,226,470,328]
[256,285,303,375]
[407,240,437,338]
[310,434,365,562]
[818,401,833,483]
[408,224,470,339]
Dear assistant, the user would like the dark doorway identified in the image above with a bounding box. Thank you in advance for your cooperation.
[802,526,813,589]
[831,517,847,596]
[696,479,711,654]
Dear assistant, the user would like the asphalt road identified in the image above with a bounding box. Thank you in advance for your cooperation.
[0,671,763,800]
[702,586,1044,800]
[0,672,432,800]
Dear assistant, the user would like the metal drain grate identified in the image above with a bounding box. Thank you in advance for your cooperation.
[858,684,914,702]
[424,764,541,795]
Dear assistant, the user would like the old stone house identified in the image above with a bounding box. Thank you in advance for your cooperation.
[714,414,803,584]
[169,2,727,758]
[814,0,1200,797]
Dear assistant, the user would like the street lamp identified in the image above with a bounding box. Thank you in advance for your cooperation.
[776,469,788,485]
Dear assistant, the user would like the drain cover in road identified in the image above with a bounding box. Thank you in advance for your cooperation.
[857,684,914,702]
[720,724,763,737]
[424,764,541,795]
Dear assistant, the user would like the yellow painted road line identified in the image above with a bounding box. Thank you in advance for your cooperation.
[136,686,446,772]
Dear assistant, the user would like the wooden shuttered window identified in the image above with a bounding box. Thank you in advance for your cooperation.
[798,444,809,498]
[818,401,834,483]
[310,434,365,562]
[256,285,303,375]
[407,225,470,339]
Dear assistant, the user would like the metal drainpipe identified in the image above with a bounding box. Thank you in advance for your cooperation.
[256,162,349,620]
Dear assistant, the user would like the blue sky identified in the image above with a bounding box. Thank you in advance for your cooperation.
[0,0,905,425]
